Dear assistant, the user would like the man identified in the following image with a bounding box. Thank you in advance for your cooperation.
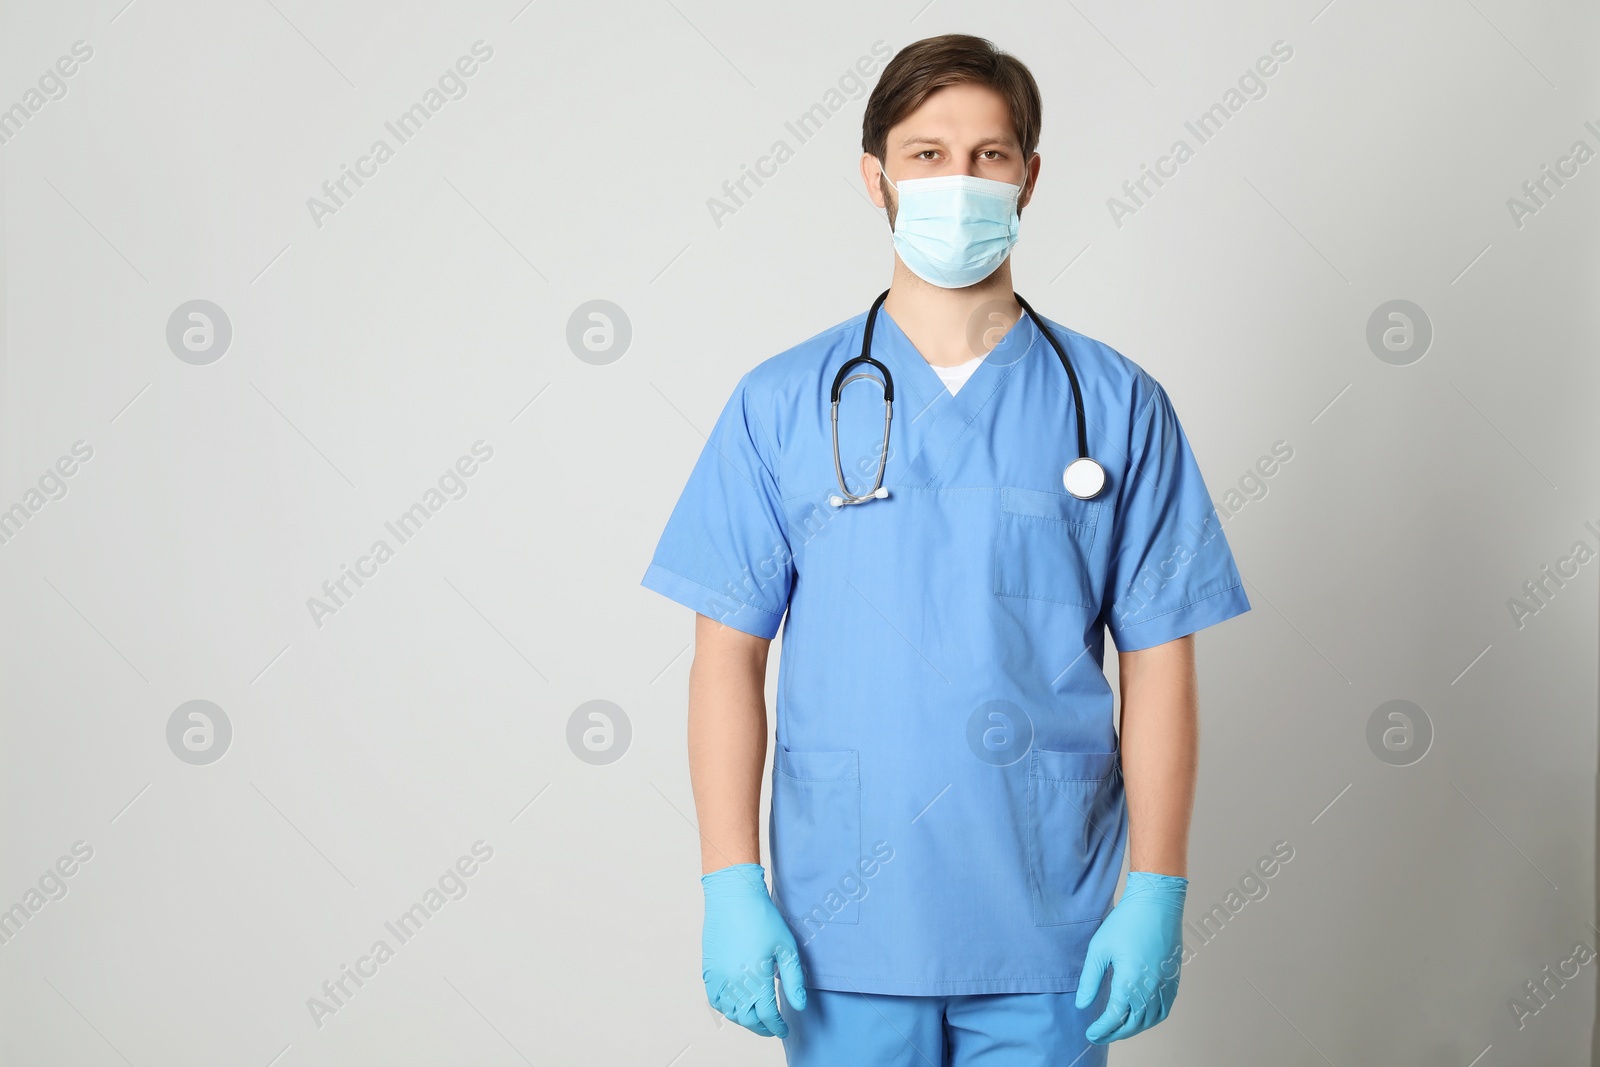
[641,34,1250,1066]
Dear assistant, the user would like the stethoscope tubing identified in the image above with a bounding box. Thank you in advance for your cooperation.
[1013,292,1089,468]
[829,289,1095,505]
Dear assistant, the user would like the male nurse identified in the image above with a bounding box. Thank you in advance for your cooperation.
[642,34,1251,1066]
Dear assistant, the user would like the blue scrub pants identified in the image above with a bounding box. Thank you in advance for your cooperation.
[779,983,1111,1066]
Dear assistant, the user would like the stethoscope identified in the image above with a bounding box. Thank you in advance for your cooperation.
[828,289,1106,507]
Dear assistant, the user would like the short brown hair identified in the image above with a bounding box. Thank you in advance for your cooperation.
[862,35,1042,160]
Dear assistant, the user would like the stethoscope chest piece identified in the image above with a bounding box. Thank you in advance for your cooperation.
[1063,456,1106,500]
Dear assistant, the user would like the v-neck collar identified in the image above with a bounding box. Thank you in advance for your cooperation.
[871,304,1044,487]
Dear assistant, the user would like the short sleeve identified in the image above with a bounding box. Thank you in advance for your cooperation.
[640,373,794,639]
[1102,373,1251,651]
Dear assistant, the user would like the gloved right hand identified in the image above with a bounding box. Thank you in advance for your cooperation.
[701,862,808,1037]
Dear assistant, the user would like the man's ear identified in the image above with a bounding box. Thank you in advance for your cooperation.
[861,153,890,211]
[1018,153,1041,212]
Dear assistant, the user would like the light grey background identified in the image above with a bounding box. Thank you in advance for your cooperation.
[1,1,1596,1064]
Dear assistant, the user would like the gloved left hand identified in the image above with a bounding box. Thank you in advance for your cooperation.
[1075,870,1188,1043]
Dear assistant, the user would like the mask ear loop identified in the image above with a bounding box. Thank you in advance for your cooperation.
[876,159,903,234]
[876,159,898,199]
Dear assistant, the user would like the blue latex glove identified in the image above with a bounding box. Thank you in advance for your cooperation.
[701,863,807,1037]
[1076,871,1188,1043]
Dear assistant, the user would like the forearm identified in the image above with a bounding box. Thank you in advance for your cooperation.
[688,614,772,875]
[1116,635,1199,877]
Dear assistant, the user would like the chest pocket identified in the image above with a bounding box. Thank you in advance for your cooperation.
[993,486,1103,608]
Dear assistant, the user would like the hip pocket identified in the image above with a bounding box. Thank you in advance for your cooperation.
[993,487,1102,608]
[771,747,862,929]
[1026,747,1126,926]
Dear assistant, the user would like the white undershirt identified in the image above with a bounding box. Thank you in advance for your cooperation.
[931,354,987,396]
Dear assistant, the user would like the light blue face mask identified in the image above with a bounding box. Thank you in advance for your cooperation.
[879,163,1027,288]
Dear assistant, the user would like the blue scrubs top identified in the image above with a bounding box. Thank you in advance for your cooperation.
[642,305,1250,996]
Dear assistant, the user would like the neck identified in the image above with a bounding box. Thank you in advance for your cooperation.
[882,260,1023,367]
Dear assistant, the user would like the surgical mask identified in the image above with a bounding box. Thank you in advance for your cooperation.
[879,163,1026,288]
